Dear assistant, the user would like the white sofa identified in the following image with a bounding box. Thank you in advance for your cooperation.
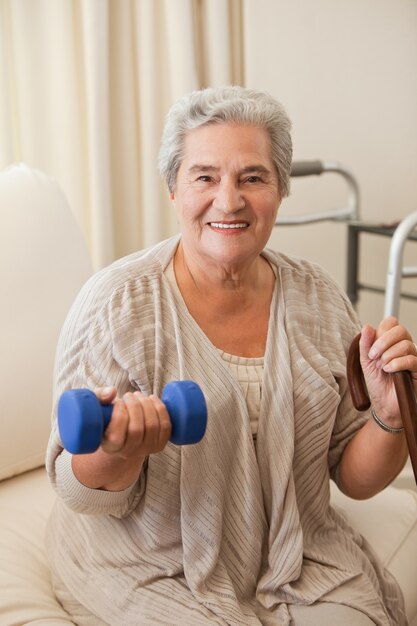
[1,164,416,626]
[0,164,92,625]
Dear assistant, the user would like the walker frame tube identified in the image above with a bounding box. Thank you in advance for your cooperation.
[277,160,360,225]
[384,211,417,318]
[282,159,417,319]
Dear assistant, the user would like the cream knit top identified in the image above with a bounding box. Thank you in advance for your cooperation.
[217,351,263,438]
[46,236,406,626]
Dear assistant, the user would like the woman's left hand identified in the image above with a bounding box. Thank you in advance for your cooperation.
[359,316,417,427]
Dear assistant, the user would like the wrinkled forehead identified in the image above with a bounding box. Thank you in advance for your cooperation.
[180,123,274,166]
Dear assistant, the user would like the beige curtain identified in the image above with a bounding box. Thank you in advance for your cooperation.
[0,0,243,269]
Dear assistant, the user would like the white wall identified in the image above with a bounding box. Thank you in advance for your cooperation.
[243,0,417,333]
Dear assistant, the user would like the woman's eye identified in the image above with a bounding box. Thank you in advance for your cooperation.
[197,175,212,183]
[246,176,261,183]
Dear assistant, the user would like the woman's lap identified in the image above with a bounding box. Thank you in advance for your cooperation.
[53,571,375,626]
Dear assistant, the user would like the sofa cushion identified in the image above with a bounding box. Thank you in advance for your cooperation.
[0,467,75,625]
[331,482,417,623]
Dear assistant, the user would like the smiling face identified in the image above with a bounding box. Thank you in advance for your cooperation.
[170,123,281,275]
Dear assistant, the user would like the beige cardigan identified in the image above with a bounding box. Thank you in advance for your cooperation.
[46,236,406,625]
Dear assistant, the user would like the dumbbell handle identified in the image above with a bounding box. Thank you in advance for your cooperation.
[58,381,207,454]
[347,333,417,485]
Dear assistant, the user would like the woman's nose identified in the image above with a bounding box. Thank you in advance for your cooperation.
[212,180,245,213]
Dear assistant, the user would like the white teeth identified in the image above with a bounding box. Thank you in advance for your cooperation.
[209,222,248,229]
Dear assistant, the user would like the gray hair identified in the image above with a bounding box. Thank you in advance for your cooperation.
[158,85,293,198]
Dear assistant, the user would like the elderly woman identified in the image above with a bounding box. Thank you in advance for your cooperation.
[46,86,416,626]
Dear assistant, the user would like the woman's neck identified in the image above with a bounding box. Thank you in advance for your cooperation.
[172,243,276,357]
[173,242,274,301]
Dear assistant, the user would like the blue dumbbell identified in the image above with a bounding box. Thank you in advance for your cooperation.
[58,381,207,454]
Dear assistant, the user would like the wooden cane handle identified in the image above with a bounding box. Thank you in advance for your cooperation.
[347,333,417,485]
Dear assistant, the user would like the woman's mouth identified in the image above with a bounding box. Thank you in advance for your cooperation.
[208,222,249,230]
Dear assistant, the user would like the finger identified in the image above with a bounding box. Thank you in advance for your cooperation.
[368,318,411,360]
[94,386,117,404]
[149,395,172,449]
[379,340,417,374]
[375,315,399,337]
[359,324,376,362]
[101,398,129,452]
[121,392,146,453]
[134,393,163,452]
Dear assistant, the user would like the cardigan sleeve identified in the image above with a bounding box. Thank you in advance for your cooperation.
[328,382,369,487]
[46,269,151,517]
[327,287,369,486]
[53,450,146,517]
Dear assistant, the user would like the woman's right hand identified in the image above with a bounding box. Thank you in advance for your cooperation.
[96,387,172,458]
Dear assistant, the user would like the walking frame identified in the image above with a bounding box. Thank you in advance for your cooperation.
[278,159,417,318]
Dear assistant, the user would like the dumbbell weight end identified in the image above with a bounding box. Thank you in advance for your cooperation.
[162,381,206,445]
